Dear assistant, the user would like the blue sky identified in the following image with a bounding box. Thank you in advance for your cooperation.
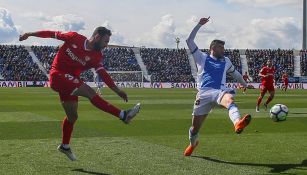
[0,0,303,49]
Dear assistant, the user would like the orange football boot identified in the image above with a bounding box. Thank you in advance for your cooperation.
[183,140,199,156]
[235,114,251,134]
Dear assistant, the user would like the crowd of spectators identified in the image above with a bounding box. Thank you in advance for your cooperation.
[80,70,94,82]
[31,46,57,71]
[246,49,294,83]
[0,45,302,83]
[225,49,242,73]
[30,46,141,82]
[300,50,307,76]
[103,48,141,71]
[102,48,142,82]
[0,45,47,81]
[140,48,194,82]
[107,72,143,82]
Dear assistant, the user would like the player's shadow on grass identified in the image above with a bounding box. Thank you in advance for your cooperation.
[192,156,307,174]
[71,168,111,175]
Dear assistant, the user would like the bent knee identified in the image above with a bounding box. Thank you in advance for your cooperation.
[221,94,234,107]
[67,115,78,124]
[73,83,96,99]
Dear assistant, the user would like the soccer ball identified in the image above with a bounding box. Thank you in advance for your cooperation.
[269,104,288,122]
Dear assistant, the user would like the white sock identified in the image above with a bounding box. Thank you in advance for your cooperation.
[62,144,70,149]
[119,111,125,119]
[228,103,240,125]
[189,127,199,146]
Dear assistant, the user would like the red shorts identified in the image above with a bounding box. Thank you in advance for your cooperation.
[260,84,275,94]
[49,71,84,102]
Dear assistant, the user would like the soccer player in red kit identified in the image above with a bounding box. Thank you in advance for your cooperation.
[256,59,275,112]
[19,27,141,161]
[281,71,289,91]
[242,71,251,94]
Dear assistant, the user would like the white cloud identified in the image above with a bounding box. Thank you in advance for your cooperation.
[16,13,85,46]
[136,15,224,48]
[226,0,301,7]
[137,14,178,47]
[43,14,85,32]
[0,7,19,43]
[0,1,302,48]
[22,12,50,21]
[175,16,226,49]
[101,21,128,46]
[185,16,217,34]
[229,17,302,49]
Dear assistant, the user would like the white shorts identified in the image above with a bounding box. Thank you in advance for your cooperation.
[192,88,236,116]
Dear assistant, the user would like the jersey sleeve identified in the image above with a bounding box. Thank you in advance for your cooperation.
[186,24,206,65]
[54,31,77,42]
[225,58,247,87]
[225,57,236,74]
[94,62,116,89]
[33,31,76,42]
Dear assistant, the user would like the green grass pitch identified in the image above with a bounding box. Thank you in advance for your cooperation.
[0,87,306,175]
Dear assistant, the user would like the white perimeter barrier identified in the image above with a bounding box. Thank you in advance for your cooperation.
[0,81,307,90]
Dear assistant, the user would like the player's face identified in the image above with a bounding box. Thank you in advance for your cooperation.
[212,44,224,59]
[93,35,110,51]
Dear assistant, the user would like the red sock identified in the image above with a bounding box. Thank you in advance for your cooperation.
[90,95,121,118]
[266,96,273,105]
[62,117,74,145]
[257,97,262,106]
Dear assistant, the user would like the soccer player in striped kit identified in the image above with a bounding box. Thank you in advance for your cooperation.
[184,17,252,156]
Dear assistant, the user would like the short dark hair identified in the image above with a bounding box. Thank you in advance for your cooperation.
[92,26,112,37]
[210,39,225,50]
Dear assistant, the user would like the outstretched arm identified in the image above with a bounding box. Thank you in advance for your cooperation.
[186,17,210,53]
[19,31,74,42]
[96,66,128,102]
[19,31,57,41]
[227,61,247,88]
[230,70,247,88]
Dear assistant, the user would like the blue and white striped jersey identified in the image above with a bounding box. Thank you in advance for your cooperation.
[192,50,235,91]
[186,22,247,101]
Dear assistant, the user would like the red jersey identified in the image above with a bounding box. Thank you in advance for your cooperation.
[282,74,288,83]
[243,74,249,82]
[260,66,275,86]
[50,31,103,76]
[34,30,116,88]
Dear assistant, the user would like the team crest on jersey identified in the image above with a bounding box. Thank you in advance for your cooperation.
[85,56,91,61]
[71,44,78,49]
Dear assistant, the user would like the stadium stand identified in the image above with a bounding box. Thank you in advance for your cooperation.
[140,48,194,82]
[246,49,294,83]
[0,45,302,83]
[300,50,307,76]
[31,46,58,71]
[0,45,47,81]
